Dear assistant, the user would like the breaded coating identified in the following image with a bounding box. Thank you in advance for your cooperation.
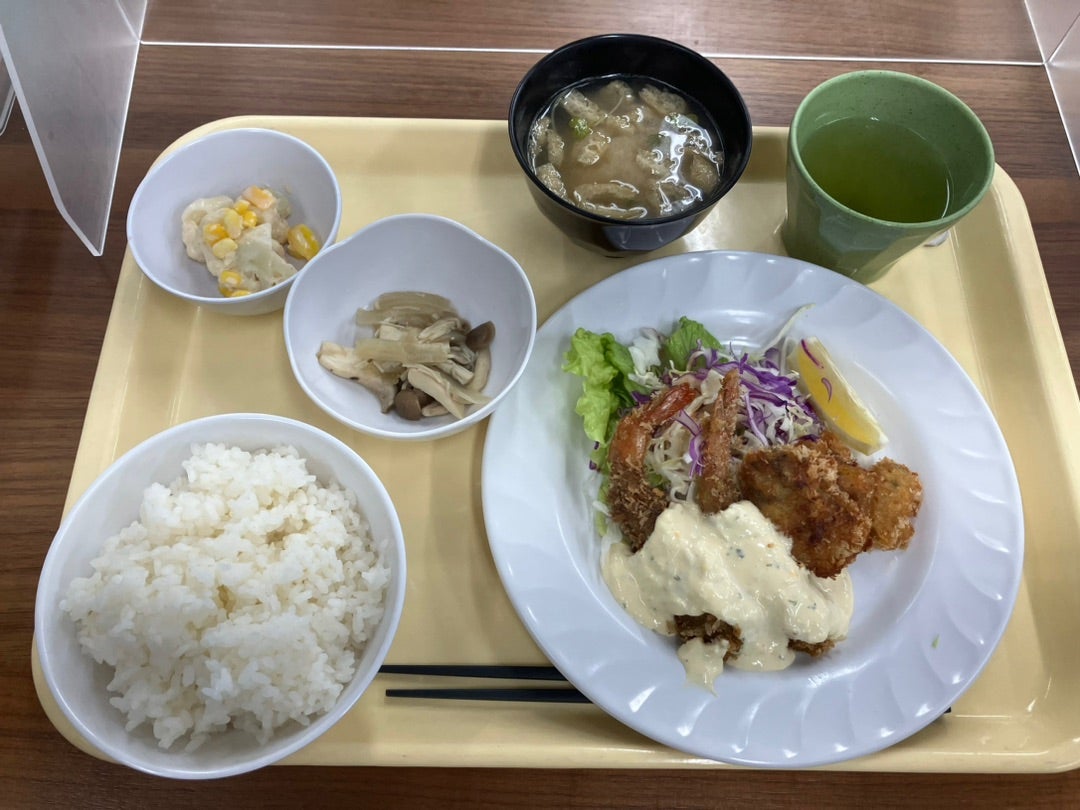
[674,613,743,661]
[818,431,923,552]
[738,439,873,579]
[608,385,699,552]
[696,369,742,515]
[737,431,923,578]
[788,638,837,657]
[857,458,923,551]
[608,473,670,554]
[678,615,835,662]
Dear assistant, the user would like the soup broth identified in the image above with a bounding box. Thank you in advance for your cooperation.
[528,77,724,221]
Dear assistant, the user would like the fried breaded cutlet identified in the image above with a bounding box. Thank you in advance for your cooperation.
[737,431,923,578]
[674,613,743,660]
[676,613,835,662]
[737,439,871,578]
[861,459,923,550]
[817,431,923,552]
[788,638,837,657]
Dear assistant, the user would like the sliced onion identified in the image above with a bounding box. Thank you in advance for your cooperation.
[687,432,705,478]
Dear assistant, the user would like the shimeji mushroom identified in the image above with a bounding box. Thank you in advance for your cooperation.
[316,341,399,412]
[318,291,496,422]
[406,365,491,420]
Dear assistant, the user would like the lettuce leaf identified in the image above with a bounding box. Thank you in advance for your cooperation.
[663,316,722,370]
[563,328,644,446]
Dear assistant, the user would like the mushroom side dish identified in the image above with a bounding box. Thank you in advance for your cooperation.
[318,291,495,421]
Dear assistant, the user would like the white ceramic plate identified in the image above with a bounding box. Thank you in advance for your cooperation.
[481,251,1024,768]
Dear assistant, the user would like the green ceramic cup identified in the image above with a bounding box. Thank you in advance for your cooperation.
[781,70,995,284]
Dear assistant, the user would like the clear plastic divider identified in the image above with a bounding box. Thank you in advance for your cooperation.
[0,56,14,136]
[1047,15,1080,175]
[1026,0,1080,175]
[0,0,147,255]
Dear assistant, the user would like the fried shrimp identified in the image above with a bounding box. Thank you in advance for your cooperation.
[695,369,742,514]
[607,383,698,552]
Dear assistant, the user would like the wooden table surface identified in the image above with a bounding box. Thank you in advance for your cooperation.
[4,2,1080,806]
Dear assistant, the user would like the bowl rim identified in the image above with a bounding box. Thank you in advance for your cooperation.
[33,412,406,779]
[507,32,754,227]
[126,127,343,307]
[282,212,538,442]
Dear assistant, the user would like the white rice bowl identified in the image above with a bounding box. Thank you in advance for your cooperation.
[35,414,406,779]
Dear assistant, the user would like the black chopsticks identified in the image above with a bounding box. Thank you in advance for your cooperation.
[379,664,566,681]
[385,686,590,703]
[379,664,589,703]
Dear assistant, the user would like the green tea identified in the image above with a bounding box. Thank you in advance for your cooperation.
[799,117,952,223]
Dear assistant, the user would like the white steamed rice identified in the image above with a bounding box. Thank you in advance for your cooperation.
[61,442,390,751]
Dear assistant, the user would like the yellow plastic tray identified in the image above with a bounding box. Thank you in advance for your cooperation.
[32,117,1080,772]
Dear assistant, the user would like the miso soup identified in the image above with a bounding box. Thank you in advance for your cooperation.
[528,77,724,221]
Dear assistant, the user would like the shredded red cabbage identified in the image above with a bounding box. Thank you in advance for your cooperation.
[800,338,823,369]
[680,346,819,424]
[673,409,701,436]
[743,391,769,446]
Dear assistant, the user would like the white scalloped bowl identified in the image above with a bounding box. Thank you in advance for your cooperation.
[34,413,406,779]
[127,128,342,316]
[283,214,538,441]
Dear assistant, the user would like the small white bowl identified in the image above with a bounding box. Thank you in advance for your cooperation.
[127,128,343,316]
[284,214,537,441]
[34,413,406,780]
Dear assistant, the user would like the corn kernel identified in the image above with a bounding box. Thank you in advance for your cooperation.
[223,208,243,239]
[202,222,228,244]
[241,209,258,228]
[232,198,251,213]
[286,224,321,260]
[211,237,238,259]
[218,269,243,289]
[219,269,247,297]
[241,185,276,210]
[225,288,252,297]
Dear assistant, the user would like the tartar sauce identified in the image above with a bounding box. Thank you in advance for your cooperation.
[602,500,853,686]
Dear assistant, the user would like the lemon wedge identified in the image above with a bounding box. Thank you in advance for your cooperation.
[789,337,887,454]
